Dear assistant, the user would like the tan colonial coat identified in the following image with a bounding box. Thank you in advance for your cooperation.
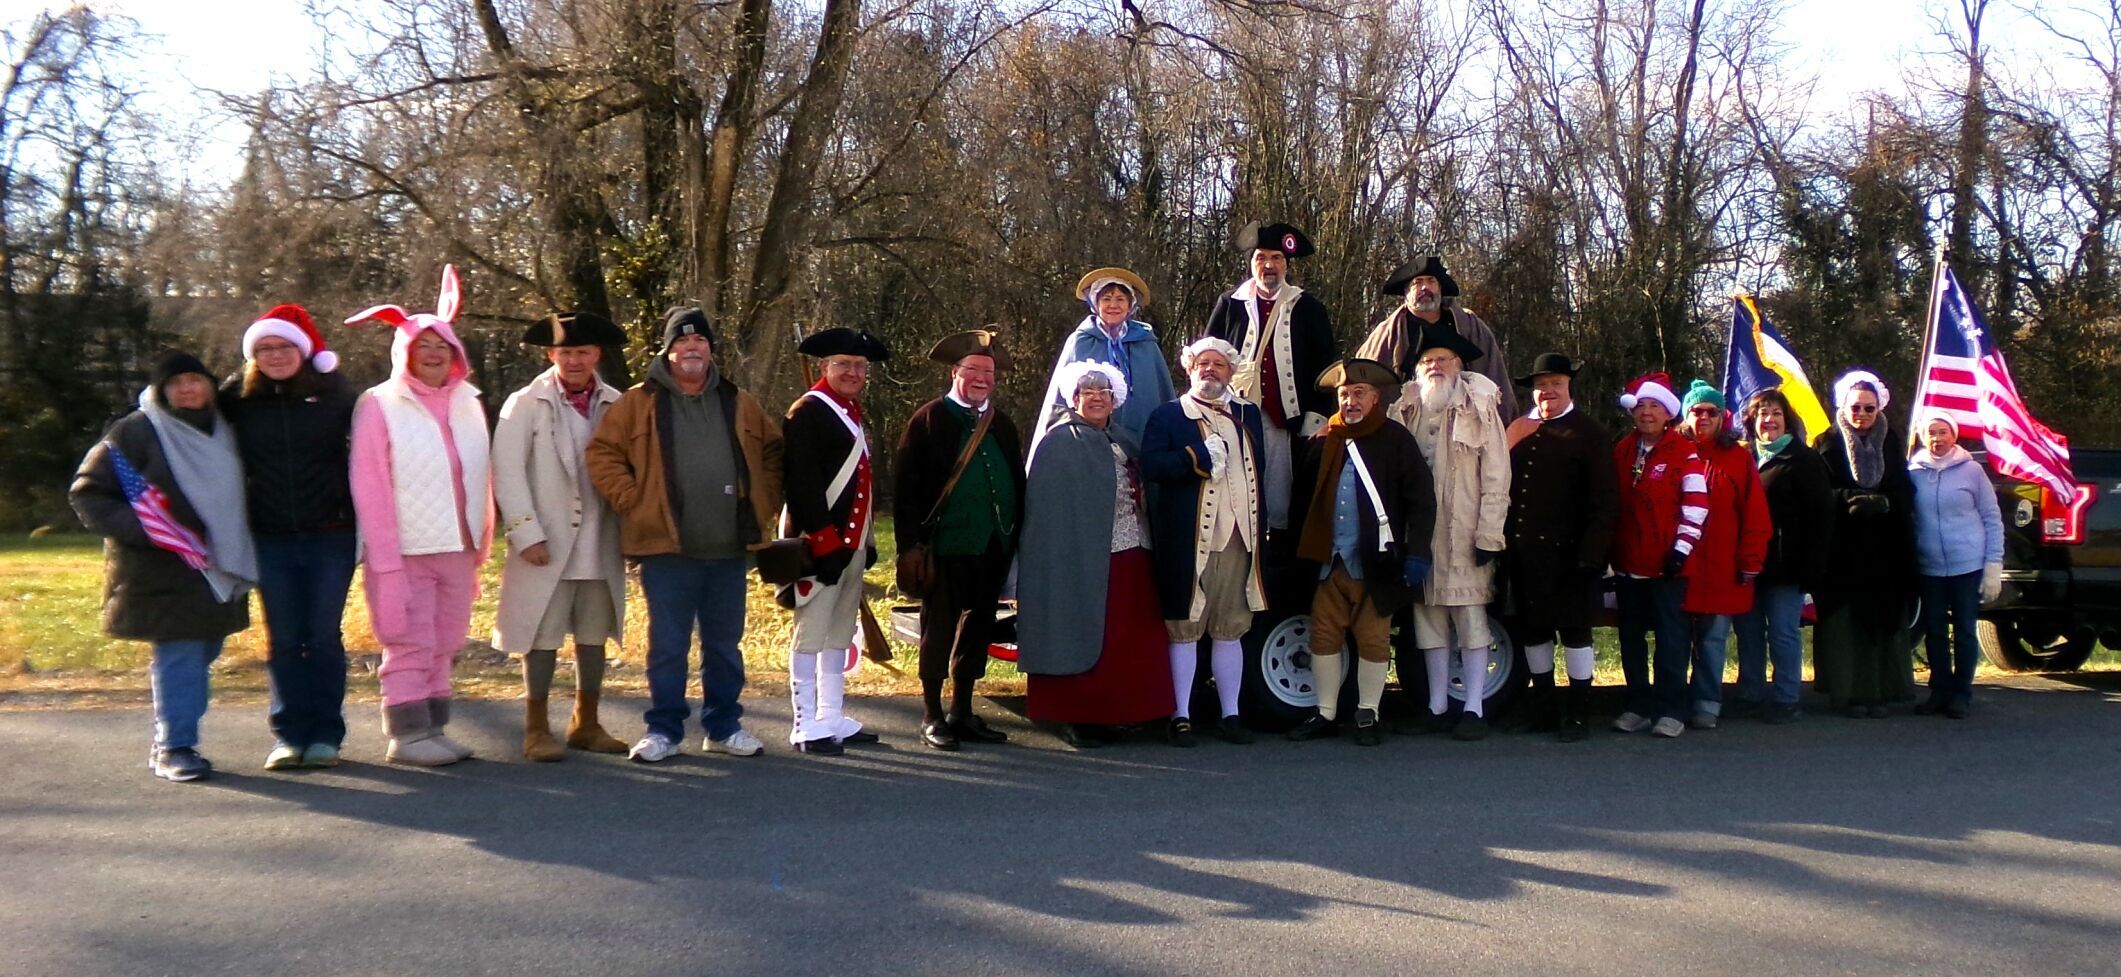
[491,367,626,653]
[1387,372,1512,606]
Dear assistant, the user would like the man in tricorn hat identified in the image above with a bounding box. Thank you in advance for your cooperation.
[1500,353,1616,741]
[894,329,1025,751]
[1203,222,1337,536]
[1357,255,1517,419]
[1390,319,1511,740]
[1286,358,1436,746]
[780,327,893,756]
[493,311,632,760]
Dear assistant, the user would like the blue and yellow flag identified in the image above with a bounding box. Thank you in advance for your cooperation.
[1723,295,1831,442]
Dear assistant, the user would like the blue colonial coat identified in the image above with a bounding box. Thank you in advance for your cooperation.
[1140,394,1269,622]
[1033,318,1177,448]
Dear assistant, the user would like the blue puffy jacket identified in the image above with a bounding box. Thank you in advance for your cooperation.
[1908,447,2003,577]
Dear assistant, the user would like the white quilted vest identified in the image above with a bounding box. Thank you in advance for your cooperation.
[372,377,489,556]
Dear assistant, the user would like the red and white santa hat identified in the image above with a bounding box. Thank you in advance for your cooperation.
[242,304,337,373]
[1617,371,1681,416]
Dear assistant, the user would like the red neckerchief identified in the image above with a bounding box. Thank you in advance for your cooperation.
[559,376,595,418]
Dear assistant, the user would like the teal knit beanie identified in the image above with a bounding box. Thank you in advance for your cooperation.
[1681,378,1725,412]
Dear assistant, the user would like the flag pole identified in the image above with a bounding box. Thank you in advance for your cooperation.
[1909,248,1950,453]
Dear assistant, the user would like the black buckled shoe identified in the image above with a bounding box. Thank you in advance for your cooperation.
[1351,708,1383,746]
[949,713,1009,743]
[1060,724,1104,750]
[1452,713,1490,741]
[796,736,844,756]
[1212,715,1255,744]
[1286,713,1340,741]
[839,730,882,745]
[1165,717,1198,748]
[921,721,961,751]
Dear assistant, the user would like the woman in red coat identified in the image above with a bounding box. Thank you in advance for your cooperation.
[1674,380,1773,731]
[1609,373,1707,738]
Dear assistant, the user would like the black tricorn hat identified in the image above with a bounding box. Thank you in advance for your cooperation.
[799,327,891,362]
[1235,221,1315,258]
[1412,320,1483,365]
[522,311,626,348]
[927,327,1010,369]
[1314,357,1401,391]
[1514,352,1581,387]
[1381,255,1459,297]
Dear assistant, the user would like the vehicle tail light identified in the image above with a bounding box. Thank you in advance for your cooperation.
[2041,482,2096,544]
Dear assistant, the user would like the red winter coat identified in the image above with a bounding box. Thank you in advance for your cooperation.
[1679,437,1773,615]
[1610,430,1707,578]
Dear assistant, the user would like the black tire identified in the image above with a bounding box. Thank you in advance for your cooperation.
[1391,610,1523,718]
[1977,616,2097,672]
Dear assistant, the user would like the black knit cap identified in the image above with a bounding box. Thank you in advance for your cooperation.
[150,349,212,390]
[661,307,716,349]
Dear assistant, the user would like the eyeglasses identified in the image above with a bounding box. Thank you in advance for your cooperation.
[823,359,870,374]
[253,342,301,356]
[1847,404,1879,414]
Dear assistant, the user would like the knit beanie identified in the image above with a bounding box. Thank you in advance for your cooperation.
[662,307,715,349]
[150,349,212,390]
[1681,378,1725,413]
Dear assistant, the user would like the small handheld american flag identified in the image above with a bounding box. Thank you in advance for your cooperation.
[105,443,211,570]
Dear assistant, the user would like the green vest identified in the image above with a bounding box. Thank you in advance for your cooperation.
[934,399,1019,556]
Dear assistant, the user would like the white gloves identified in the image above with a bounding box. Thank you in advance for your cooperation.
[1204,435,1229,481]
[1979,561,2003,603]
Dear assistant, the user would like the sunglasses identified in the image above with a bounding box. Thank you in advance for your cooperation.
[1847,404,1879,414]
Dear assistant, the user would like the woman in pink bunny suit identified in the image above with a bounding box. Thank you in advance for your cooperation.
[345,266,494,766]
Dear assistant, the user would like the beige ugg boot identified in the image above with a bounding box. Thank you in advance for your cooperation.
[566,691,630,754]
[383,702,458,767]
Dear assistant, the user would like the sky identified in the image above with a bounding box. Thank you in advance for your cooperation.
[0,0,2085,186]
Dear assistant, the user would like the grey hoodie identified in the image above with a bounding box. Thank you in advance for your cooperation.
[650,355,742,559]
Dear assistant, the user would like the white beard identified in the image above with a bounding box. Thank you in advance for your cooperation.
[1416,372,1458,414]
[1191,379,1228,401]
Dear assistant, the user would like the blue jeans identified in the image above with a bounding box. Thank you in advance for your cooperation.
[255,532,356,748]
[150,639,224,750]
[1735,584,1805,706]
[637,555,749,742]
[1920,571,1982,705]
[1615,576,1689,720]
[1689,613,1733,716]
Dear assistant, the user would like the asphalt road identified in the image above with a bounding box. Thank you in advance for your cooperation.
[5,675,2121,977]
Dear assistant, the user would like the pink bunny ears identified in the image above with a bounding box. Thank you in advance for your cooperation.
[344,264,462,329]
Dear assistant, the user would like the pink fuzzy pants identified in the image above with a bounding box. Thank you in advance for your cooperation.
[365,550,479,707]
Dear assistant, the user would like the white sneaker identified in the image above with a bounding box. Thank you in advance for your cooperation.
[1650,717,1686,738]
[628,733,680,763]
[706,728,765,757]
[1612,711,1652,733]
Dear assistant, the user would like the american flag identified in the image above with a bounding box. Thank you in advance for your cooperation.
[105,443,211,570]
[1912,261,2078,503]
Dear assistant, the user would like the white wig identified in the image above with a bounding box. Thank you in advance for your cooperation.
[1180,335,1244,372]
[1056,359,1129,409]
[1833,369,1891,411]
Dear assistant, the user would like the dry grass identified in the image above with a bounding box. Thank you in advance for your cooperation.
[0,525,1017,707]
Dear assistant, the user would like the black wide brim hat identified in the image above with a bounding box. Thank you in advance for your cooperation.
[1235,221,1315,259]
[927,327,1010,369]
[522,311,627,348]
[1412,320,1483,365]
[1314,357,1401,391]
[1381,255,1459,297]
[1514,352,1581,387]
[799,327,891,362]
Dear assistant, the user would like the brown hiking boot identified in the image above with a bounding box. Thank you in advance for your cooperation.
[566,691,630,754]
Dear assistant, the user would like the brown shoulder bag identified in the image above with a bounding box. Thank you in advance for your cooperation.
[895,407,994,600]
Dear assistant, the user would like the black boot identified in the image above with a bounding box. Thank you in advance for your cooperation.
[1504,673,1558,733]
[1559,679,1591,742]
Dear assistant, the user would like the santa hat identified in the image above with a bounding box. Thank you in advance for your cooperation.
[1618,371,1682,417]
[243,304,337,373]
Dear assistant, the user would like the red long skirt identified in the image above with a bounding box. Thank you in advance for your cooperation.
[1027,548,1174,724]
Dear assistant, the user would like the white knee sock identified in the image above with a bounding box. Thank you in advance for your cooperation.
[1525,641,1555,675]
[1168,641,1198,719]
[1311,652,1346,720]
[1210,639,1244,719]
[1564,645,1595,682]
[1356,658,1389,713]
[1423,647,1450,714]
[1460,647,1490,717]
[788,651,819,744]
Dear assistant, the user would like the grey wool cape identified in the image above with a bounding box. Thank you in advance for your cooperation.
[1015,412,1138,676]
